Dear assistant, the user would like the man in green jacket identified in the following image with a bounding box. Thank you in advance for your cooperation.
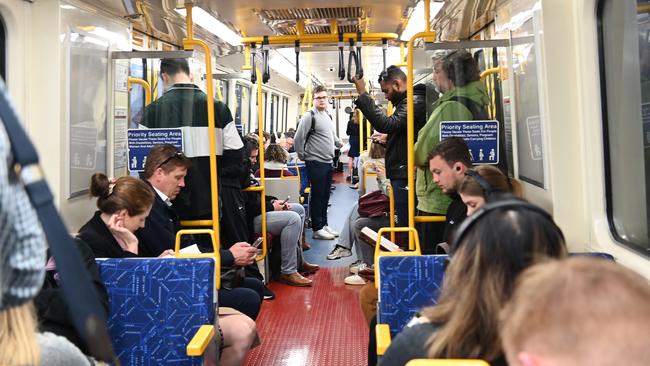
[414,50,490,250]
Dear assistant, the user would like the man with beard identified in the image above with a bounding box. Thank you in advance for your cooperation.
[351,66,428,250]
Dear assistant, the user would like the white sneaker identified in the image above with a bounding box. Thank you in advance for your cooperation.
[344,274,366,285]
[327,246,352,260]
[313,228,335,240]
[323,225,340,237]
[349,259,363,274]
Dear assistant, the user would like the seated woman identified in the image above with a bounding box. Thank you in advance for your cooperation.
[80,173,257,366]
[458,164,523,216]
[254,143,294,178]
[354,133,387,193]
[379,197,567,365]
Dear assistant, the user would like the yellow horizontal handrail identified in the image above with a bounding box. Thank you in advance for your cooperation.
[180,220,213,227]
[414,215,446,223]
[374,227,421,288]
[480,67,501,81]
[241,33,398,46]
[186,325,215,356]
[127,77,151,106]
[174,229,221,289]
[330,95,357,100]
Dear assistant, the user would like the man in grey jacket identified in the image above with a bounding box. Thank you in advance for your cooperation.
[294,85,342,240]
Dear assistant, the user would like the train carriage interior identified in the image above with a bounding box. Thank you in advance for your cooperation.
[0,0,649,365]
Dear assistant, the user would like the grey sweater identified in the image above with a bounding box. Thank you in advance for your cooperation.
[37,332,94,365]
[294,108,341,163]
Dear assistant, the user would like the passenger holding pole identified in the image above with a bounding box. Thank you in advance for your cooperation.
[351,66,428,248]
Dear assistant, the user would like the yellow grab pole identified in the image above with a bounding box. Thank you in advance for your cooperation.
[256,70,268,259]
[183,3,221,254]
[395,42,407,67]
[406,31,436,249]
[424,0,430,32]
[388,182,395,243]
[175,229,221,289]
[127,77,151,106]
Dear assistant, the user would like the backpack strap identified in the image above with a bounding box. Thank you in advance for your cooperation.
[448,95,490,120]
[0,85,116,362]
[303,110,316,150]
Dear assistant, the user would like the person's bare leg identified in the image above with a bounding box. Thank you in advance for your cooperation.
[219,314,257,366]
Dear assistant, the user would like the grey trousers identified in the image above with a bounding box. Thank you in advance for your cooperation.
[338,202,390,264]
[253,204,305,274]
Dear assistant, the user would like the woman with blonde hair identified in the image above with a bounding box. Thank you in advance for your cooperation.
[379,198,567,365]
[255,143,294,178]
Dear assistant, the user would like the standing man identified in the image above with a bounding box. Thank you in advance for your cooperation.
[414,50,490,250]
[351,66,428,248]
[140,58,249,250]
[294,85,342,240]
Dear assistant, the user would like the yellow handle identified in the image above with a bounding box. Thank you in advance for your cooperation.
[186,325,215,356]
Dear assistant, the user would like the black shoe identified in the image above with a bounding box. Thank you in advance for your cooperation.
[346,175,352,182]
[351,177,359,184]
[263,286,275,300]
[330,185,336,190]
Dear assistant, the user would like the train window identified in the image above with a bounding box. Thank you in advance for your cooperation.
[263,91,268,131]
[599,0,650,255]
[282,96,289,132]
[234,83,250,131]
[271,94,278,134]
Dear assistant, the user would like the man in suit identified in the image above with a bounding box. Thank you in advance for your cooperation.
[136,144,264,320]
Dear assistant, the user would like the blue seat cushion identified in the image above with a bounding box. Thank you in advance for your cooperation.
[378,255,448,335]
[97,258,215,366]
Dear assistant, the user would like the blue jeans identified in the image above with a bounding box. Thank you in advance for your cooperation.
[305,160,333,231]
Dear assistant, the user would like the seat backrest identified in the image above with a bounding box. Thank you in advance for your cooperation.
[97,258,215,366]
[263,177,301,203]
[378,255,448,335]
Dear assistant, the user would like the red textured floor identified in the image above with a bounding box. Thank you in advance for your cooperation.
[332,170,348,184]
[243,267,369,366]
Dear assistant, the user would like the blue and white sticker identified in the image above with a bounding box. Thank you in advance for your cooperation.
[440,120,499,164]
[127,128,183,172]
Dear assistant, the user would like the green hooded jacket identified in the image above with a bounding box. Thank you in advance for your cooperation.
[413,80,490,214]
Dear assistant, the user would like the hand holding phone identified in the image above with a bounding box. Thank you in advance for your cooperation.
[252,237,264,248]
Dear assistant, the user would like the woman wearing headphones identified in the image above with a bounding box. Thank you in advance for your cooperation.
[378,197,567,365]
[459,165,523,216]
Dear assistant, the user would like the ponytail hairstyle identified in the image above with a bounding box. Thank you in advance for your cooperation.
[89,173,154,216]
[458,165,523,199]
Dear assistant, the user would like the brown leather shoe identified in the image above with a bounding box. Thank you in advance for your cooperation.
[280,272,313,287]
[301,240,311,251]
[301,261,320,274]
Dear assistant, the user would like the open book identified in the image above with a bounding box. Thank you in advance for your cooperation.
[359,227,403,252]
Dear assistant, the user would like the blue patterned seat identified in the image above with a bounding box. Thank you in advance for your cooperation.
[377,255,448,335]
[96,258,216,366]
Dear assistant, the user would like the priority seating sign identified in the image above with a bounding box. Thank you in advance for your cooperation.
[439,120,499,164]
[127,129,183,172]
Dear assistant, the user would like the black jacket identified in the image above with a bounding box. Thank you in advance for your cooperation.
[34,238,109,354]
[136,182,235,266]
[354,84,427,180]
[78,211,139,259]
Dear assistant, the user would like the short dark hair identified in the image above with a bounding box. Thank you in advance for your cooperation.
[160,58,190,77]
[143,144,191,179]
[378,65,406,83]
[440,50,480,87]
[427,137,472,167]
[313,85,328,95]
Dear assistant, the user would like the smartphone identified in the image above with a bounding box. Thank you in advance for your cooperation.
[252,237,264,248]
[278,195,290,205]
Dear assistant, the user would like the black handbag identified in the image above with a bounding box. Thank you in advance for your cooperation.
[220,266,245,290]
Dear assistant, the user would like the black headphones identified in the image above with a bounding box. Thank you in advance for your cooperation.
[450,197,565,253]
[464,169,499,196]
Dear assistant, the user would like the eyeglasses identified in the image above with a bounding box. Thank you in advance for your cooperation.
[157,151,184,169]
[313,96,328,101]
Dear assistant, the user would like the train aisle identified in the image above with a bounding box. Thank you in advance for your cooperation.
[244,177,370,365]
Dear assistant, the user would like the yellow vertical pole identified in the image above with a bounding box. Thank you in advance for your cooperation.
[127,77,151,106]
[256,68,267,258]
[182,3,220,254]
[406,31,436,250]
[424,0,431,32]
